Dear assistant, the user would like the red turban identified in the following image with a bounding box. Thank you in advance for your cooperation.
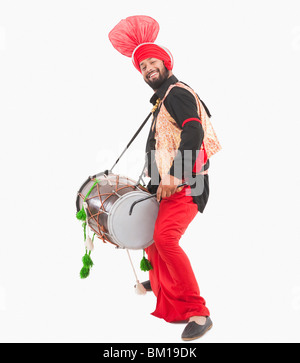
[108,15,174,73]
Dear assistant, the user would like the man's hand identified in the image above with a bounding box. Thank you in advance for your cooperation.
[156,174,184,202]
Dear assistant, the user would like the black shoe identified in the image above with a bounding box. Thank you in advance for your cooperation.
[181,317,213,341]
[134,280,152,291]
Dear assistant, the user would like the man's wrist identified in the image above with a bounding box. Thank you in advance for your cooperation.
[162,173,182,185]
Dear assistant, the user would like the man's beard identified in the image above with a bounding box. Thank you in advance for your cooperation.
[144,66,170,90]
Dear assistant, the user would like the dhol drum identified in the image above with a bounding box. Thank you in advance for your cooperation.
[76,172,159,250]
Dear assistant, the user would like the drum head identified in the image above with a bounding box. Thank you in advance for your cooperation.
[107,191,159,250]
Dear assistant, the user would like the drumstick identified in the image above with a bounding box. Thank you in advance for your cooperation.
[129,182,187,215]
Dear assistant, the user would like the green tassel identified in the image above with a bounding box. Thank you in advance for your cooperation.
[80,266,90,279]
[77,179,100,280]
[140,250,153,272]
[140,257,153,271]
[80,251,94,279]
[76,207,86,221]
[82,252,94,268]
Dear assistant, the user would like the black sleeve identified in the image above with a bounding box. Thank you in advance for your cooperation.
[163,87,204,180]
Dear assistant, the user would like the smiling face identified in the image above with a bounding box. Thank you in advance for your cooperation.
[140,58,172,91]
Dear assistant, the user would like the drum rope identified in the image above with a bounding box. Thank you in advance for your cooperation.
[76,178,99,221]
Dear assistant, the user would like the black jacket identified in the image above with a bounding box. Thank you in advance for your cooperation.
[145,75,210,213]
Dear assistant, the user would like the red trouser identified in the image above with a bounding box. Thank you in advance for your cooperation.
[145,186,210,323]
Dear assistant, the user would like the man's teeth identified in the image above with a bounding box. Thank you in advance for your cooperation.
[149,72,158,79]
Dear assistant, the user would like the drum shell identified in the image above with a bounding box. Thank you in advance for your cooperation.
[76,173,158,249]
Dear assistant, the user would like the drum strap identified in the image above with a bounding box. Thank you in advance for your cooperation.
[108,99,161,173]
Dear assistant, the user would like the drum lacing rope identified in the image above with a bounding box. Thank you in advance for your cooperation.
[77,178,111,244]
[76,178,99,221]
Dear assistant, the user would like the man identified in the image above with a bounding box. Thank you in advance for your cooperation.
[109,15,221,341]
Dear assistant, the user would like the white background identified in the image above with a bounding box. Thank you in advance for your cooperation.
[0,0,300,343]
